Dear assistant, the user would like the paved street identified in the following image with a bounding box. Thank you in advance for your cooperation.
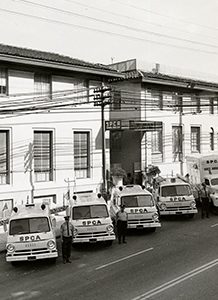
[1,210,218,300]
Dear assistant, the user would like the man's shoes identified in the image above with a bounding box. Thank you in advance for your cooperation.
[123,241,127,244]
[67,259,72,263]
[63,260,66,264]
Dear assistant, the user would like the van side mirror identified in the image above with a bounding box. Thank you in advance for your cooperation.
[51,217,56,228]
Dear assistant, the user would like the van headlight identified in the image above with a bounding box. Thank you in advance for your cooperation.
[106,225,114,233]
[47,240,56,250]
[73,228,78,237]
[159,202,166,210]
[190,201,196,209]
[152,212,159,220]
[7,244,15,253]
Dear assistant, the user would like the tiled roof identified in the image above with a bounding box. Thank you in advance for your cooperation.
[110,68,218,89]
[0,43,115,72]
[139,70,218,89]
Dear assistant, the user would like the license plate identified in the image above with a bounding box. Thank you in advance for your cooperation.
[176,211,182,214]
[89,238,97,243]
[28,256,36,260]
[25,243,37,248]
[136,225,144,229]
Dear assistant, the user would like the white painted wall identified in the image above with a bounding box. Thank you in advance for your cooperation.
[0,70,107,210]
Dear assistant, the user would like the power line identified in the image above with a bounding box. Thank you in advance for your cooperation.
[109,0,218,34]
[1,7,218,56]
[65,0,218,42]
[13,0,218,51]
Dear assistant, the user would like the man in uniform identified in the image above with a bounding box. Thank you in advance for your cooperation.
[116,205,128,244]
[60,216,74,263]
[200,182,210,219]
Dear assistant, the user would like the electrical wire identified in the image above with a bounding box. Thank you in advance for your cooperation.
[109,0,218,34]
[65,0,218,42]
[1,7,218,56]
[12,0,218,51]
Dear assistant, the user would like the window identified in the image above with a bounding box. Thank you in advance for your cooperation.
[34,73,51,97]
[191,127,200,153]
[73,205,108,220]
[112,90,121,110]
[172,94,183,113]
[190,95,200,114]
[74,132,90,178]
[0,130,10,184]
[209,98,214,114]
[34,131,53,182]
[151,130,162,153]
[161,185,192,197]
[151,90,163,110]
[172,126,182,161]
[10,217,50,235]
[0,68,7,95]
[210,127,214,151]
[121,195,154,207]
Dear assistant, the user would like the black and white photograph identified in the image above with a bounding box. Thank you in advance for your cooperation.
[1,1,218,299]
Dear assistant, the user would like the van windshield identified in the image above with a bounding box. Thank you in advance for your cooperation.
[211,178,218,186]
[161,185,192,197]
[121,195,154,207]
[73,205,109,220]
[10,217,50,235]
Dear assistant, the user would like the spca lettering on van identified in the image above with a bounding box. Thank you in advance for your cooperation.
[82,220,102,226]
[130,208,147,214]
[20,235,41,242]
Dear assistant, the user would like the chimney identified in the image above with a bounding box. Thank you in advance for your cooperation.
[152,63,160,74]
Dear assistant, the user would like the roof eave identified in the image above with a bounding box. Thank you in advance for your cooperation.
[142,77,218,92]
[0,54,124,78]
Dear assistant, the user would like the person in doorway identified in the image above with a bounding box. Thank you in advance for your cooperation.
[116,205,128,244]
[60,216,74,263]
[200,182,210,219]
[125,172,134,185]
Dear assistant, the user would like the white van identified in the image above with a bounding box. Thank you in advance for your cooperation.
[154,177,198,217]
[67,193,115,245]
[109,185,161,232]
[6,203,58,264]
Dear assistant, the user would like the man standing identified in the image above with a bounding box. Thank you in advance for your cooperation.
[60,216,74,263]
[200,182,210,219]
[116,205,128,244]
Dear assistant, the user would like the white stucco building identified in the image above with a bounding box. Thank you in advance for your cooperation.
[0,44,122,220]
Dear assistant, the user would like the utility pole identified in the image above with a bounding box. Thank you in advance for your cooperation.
[178,95,184,176]
[24,142,34,204]
[94,84,112,194]
[64,178,75,204]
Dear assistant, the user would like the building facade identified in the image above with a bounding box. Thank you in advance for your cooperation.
[108,59,218,180]
[0,44,122,221]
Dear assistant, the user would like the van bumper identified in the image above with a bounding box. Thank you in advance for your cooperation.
[6,251,58,262]
[128,222,161,229]
[159,209,198,215]
[73,235,116,244]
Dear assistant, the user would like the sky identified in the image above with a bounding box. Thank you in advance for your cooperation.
[1,0,218,81]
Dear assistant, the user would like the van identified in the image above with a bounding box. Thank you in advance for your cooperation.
[67,193,115,245]
[154,177,197,217]
[6,203,58,264]
[109,185,161,232]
